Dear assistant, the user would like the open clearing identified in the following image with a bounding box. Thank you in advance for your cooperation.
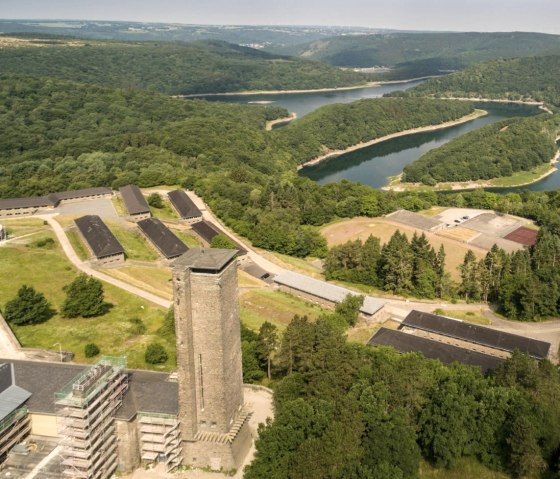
[321,217,485,281]
[0,230,173,370]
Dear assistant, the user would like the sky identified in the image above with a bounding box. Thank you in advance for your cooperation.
[1,0,559,34]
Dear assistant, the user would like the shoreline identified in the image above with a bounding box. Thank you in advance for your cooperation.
[173,76,437,98]
[265,112,297,131]
[384,140,560,192]
[296,109,488,171]
[433,96,552,113]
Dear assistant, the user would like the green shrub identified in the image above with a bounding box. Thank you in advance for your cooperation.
[129,317,147,335]
[145,343,168,364]
[85,343,100,358]
[3,285,55,325]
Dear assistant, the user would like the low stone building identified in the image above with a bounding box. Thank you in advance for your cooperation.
[167,190,203,223]
[119,185,151,221]
[273,271,386,323]
[74,215,125,266]
[137,218,188,260]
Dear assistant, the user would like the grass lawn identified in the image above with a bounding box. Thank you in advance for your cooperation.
[106,222,159,261]
[0,231,174,371]
[262,249,323,278]
[238,271,265,288]
[66,229,89,261]
[240,289,327,332]
[150,200,179,221]
[435,309,491,325]
[490,163,555,187]
[111,196,127,216]
[346,324,380,344]
[419,458,510,479]
[104,266,173,300]
[172,229,202,247]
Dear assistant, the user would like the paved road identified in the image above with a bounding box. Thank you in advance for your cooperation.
[41,215,172,309]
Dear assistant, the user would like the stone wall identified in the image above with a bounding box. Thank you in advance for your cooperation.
[116,419,141,473]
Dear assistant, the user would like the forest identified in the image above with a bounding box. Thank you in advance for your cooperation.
[0,37,367,95]
[244,311,560,478]
[402,55,560,107]
[402,115,560,184]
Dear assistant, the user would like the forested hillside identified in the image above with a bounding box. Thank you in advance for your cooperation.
[277,32,560,78]
[245,314,560,478]
[273,98,474,164]
[403,55,560,106]
[402,115,560,184]
[0,37,367,94]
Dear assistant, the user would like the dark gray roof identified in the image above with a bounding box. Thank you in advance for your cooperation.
[190,220,247,254]
[273,271,385,316]
[0,196,58,210]
[368,328,504,373]
[119,185,150,216]
[54,187,112,201]
[401,310,551,359]
[0,188,112,211]
[173,248,237,273]
[168,190,202,219]
[74,215,125,258]
[0,364,31,422]
[2,360,178,420]
[137,218,188,259]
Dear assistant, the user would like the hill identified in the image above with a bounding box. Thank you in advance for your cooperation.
[401,55,560,107]
[401,115,560,184]
[0,36,367,94]
[278,32,560,78]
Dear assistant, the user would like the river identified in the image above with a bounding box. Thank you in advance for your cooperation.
[201,84,559,193]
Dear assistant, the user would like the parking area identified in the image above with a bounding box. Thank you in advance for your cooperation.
[42,197,121,222]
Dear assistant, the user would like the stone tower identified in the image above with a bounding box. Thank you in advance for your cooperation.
[172,248,251,471]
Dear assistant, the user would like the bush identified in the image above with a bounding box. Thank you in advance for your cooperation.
[32,237,55,248]
[210,234,238,249]
[145,343,168,364]
[3,285,55,325]
[129,317,147,335]
[147,192,164,209]
[84,343,100,358]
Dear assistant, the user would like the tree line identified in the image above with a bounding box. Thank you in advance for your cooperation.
[244,312,560,479]
[402,115,560,184]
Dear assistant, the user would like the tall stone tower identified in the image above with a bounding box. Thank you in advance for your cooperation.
[172,248,251,471]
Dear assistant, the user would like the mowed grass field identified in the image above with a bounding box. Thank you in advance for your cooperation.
[321,217,485,281]
[0,230,174,370]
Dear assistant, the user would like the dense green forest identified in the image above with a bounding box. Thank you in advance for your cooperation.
[273,98,474,164]
[402,55,560,107]
[401,115,560,184]
[276,32,560,78]
[0,38,367,94]
[244,312,560,478]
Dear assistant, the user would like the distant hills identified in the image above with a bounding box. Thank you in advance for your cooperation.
[0,36,367,94]
[275,32,560,78]
[402,55,560,107]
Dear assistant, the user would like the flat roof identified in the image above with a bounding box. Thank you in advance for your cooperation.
[137,218,188,259]
[173,248,237,272]
[368,328,504,373]
[273,271,385,316]
[119,185,150,216]
[386,209,444,231]
[401,310,550,359]
[167,190,202,219]
[74,215,125,258]
[504,226,538,246]
[3,359,178,420]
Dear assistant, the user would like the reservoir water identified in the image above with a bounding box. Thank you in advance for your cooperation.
[201,84,559,192]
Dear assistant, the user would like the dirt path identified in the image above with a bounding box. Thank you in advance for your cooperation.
[41,214,171,308]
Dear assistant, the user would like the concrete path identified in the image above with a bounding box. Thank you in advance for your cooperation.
[41,215,171,309]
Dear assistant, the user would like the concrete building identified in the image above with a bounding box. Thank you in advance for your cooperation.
[273,271,386,323]
[172,249,251,471]
[119,185,151,222]
[168,190,203,223]
[74,215,125,267]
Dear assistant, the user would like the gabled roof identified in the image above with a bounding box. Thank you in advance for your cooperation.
[2,360,178,420]
[167,190,202,219]
[137,218,188,259]
[119,185,150,216]
[401,310,550,359]
[190,220,247,255]
[368,328,503,373]
[74,215,125,258]
[0,196,58,210]
[273,271,385,316]
[54,187,112,201]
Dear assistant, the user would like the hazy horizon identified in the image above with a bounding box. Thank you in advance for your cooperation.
[1,0,559,35]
